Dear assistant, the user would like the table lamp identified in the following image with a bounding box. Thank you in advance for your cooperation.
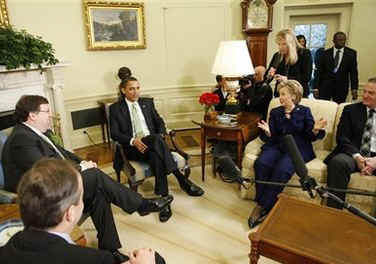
[211,40,254,114]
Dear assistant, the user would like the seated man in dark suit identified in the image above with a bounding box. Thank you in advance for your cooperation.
[325,77,376,209]
[110,77,204,223]
[0,158,163,264]
[1,95,172,263]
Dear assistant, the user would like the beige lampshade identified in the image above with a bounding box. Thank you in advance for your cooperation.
[211,40,254,77]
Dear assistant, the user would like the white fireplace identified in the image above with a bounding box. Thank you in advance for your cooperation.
[0,63,72,150]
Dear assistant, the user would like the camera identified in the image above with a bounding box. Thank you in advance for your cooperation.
[239,75,254,89]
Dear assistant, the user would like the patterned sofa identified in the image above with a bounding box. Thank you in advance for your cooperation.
[240,98,376,215]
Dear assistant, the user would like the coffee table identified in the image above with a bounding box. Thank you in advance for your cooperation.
[249,194,376,264]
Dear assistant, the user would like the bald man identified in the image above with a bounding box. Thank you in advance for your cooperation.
[240,66,273,119]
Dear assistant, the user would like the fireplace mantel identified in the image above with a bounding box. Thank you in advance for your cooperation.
[0,62,72,150]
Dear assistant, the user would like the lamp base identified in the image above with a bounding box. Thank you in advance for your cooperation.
[225,104,241,114]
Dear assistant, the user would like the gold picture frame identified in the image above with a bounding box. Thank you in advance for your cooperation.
[83,1,146,50]
[0,0,10,27]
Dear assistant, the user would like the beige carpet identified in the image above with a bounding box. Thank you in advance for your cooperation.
[80,166,279,264]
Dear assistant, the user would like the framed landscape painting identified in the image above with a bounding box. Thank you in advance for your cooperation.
[0,0,10,26]
[83,1,146,50]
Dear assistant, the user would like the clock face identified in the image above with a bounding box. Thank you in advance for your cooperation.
[247,0,269,29]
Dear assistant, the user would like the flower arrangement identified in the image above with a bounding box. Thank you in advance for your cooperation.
[199,92,220,113]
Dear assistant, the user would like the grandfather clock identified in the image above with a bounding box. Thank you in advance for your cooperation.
[241,0,277,67]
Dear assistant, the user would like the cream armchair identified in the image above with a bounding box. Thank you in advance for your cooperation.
[240,98,376,215]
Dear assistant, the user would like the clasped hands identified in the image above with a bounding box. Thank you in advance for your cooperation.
[133,137,148,153]
[356,156,376,176]
[80,160,97,171]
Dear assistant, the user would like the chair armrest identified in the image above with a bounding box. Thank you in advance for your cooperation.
[244,137,263,156]
[114,141,136,176]
[0,189,18,204]
[167,129,189,160]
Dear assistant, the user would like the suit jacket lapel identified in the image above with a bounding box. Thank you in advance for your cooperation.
[360,103,368,133]
[19,124,64,158]
[120,99,132,126]
[138,98,153,130]
[338,47,350,71]
[327,48,335,68]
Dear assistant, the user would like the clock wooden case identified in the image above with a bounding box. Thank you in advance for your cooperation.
[241,0,277,67]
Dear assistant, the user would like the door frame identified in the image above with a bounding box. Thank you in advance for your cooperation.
[284,2,353,45]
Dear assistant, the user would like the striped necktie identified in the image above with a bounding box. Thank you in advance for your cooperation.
[360,109,375,157]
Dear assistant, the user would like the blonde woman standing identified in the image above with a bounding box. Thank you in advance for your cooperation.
[266,29,312,98]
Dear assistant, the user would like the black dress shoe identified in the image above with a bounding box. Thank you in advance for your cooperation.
[138,195,174,216]
[180,179,204,196]
[159,205,172,222]
[248,210,268,229]
[112,250,129,263]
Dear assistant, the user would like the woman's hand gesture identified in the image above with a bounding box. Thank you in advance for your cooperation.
[258,120,271,137]
[313,118,327,134]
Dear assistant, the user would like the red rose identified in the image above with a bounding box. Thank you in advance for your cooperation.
[199,92,220,106]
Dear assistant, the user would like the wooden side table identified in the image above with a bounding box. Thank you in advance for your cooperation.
[0,204,87,247]
[249,194,376,264]
[193,112,261,181]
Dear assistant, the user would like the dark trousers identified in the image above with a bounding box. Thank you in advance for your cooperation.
[126,134,178,196]
[326,153,357,209]
[254,148,295,211]
[82,167,143,250]
[319,81,348,104]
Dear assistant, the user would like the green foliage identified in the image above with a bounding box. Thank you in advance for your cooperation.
[0,26,59,71]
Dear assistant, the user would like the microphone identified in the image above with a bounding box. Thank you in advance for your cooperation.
[283,134,316,198]
[217,156,250,189]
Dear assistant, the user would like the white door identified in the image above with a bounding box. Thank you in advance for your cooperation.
[290,15,340,62]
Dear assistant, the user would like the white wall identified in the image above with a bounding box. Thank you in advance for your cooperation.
[5,0,376,148]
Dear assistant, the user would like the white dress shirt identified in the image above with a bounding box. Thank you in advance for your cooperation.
[48,231,75,244]
[333,47,344,72]
[125,98,150,145]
